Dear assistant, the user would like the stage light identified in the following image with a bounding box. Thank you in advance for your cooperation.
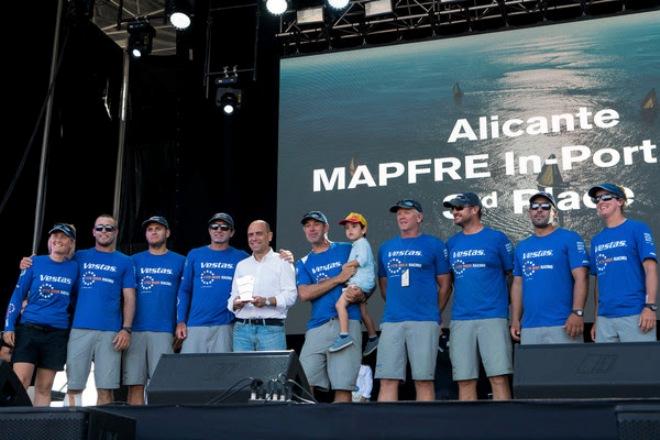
[266,0,288,15]
[128,20,156,58]
[365,0,392,17]
[328,0,350,9]
[165,0,193,30]
[215,73,241,116]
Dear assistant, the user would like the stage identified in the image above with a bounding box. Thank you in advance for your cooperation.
[1,398,659,440]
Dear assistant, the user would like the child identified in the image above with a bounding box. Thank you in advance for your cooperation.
[328,212,379,355]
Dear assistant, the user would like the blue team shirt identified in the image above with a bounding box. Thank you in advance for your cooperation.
[4,256,79,331]
[177,246,249,326]
[447,227,514,320]
[378,234,450,323]
[590,219,657,318]
[72,248,136,331]
[514,228,590,328]
[296,242,358,330]
[132,250,185,332]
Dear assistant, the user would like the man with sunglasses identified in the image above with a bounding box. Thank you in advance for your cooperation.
[176,213,249,353]
[510,192,590,345]
[124,216,185,405]
[588,183,657,342]
[444,192,514,400]
[296,210,364,402]
[376,199,451,401]
[66,214,136,406]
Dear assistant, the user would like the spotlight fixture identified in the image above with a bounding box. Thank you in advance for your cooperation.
[266,0,288,15]
[127,20,156,58]
[215,68,241,115]
[165,0,193,30]
[328,0,350,9]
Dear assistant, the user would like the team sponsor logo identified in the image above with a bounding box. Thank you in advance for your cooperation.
[595,253,628,272]
[387,258,406,275]
[200,270,219,285]
[644,233,655,245]
[452,259,486,275]
[139,273,174,291]
[81,271,115,287]
[82,262,117,272]
[576,241,585,253]
[594,240,627,253]
[522,260,554,278]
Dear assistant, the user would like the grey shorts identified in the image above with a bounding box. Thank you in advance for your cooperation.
[122,331,173,385]
[596,314,657,343]
[66,329,121,390]
[299,319,362,391]
[180,325,233,353]
[521,326,583,345]
[375,321,439,381]
[449,318,512,381]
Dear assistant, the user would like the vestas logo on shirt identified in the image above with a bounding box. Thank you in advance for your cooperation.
[311,262,342,274]
[522,261,554,278]
[140,267,173,275]
[83,263,117,272]
[387,250,422,257]
[201,262,234,270]
[522,250,553,259]
[38,283,70,299]
[452,249,485,258]
[594,240,627,253]
[595,253,628,272]
[39,275,72,285]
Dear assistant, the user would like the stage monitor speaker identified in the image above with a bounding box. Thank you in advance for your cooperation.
[146,350,310,405]
[0,360,31,407]
[513,342,660,398]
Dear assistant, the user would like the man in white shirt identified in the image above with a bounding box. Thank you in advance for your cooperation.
[228,220,298,351]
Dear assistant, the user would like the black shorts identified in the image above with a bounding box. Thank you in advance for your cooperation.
[12,323,69,371]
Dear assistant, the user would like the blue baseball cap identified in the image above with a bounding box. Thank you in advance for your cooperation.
[49,223,76,240]
[142,215,169,229]
[443,192,482,208]
[208,212,235,229]
[529,191,556,208]
[301,210,328,225]
[588,183,626,200]
[389,199,423,213]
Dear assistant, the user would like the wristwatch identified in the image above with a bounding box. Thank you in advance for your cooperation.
[571,309,584,317]
[265,298,272,307]
[644,303,658,312]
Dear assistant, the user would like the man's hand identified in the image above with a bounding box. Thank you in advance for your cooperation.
[337,262,358,284]
[113,329,131,351]
[2,331,15,348]
[175,322,188,340]
[639,308,657,333]
[19,255,34,270]
[233,298,250,311]
[278,249,295,263]
[564,313,584,338]
[252,296,267,308]
[509,321,521,342]
[590,322,597,342]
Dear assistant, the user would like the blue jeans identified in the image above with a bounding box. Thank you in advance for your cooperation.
[233,321,287,351]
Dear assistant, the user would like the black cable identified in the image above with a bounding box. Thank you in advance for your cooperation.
[286,378,318,404]
[205,377,254,405]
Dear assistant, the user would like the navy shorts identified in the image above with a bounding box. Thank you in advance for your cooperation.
[12,323,69,371]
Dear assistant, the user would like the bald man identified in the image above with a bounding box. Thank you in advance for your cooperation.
[228,220,298,351]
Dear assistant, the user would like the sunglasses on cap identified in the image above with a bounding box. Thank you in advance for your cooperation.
[591,194,619,204]
[529,203,552,211]
[209,224,232,231]
[94,225,116,232]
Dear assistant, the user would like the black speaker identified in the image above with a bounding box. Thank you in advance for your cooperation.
[0,361,31,407]
[146,350,310,405]
[513,342,660,398]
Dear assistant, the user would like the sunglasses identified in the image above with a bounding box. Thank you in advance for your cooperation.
[94,225,116,232]
[591,194,618,203]
[450,206,465,212]
[210,224,232,231]
[529,203,552,211]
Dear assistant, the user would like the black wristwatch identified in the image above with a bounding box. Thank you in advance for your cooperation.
[121,327,133,334]
[571,309,584,317]
[644,303,658,312]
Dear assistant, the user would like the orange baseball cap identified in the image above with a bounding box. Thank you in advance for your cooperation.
[339,212,367,227]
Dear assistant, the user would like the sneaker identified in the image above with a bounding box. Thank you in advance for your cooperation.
[362,336,379,356]
[328,335,354,353]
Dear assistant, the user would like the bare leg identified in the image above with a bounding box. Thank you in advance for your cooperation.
[127,385,145,405]
[457,379,478,401]
[66,390,83,406]
[335,292,350,334]
[12,362,36,390]
[378,379,399,401]
[34,368,57,406]
[97,388,114,405]
[360,302,378,338]
[489,375,511,400]
[334,390,352,403]
[414,380,435,401]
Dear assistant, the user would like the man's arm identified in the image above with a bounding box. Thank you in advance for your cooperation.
[640,259,658,332]
[378,276,388,301]
[297,262,356,302]
[113,287,135,351]
[590,277,599,341]
[564,267,588,337]
[509,275,523,342]
[437,273,451,312]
